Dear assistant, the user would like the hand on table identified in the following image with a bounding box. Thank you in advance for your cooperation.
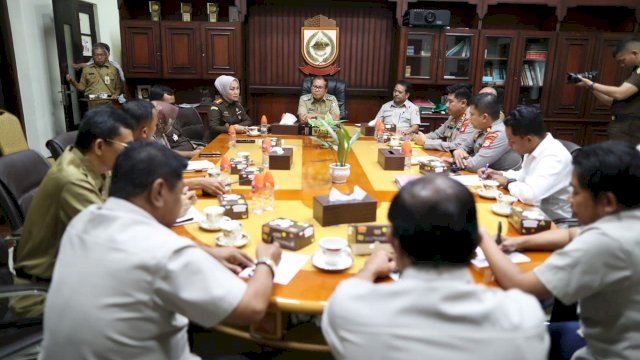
[200,246,254,274]
[233,125,248,133]
[478,168,509,187]
[499,236,523,253]
[413,132,426,146]
[452,149,470,169]
[179,186,197,217]
[356,251,396,282]
[188,177,225,196]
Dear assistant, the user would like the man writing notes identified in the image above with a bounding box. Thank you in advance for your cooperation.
[322,175,549,360]
[479,141,640,360]
[478,106,573,224]
[41,141,282,359]
[450,93,522,171]
[297,75,340,123]
[414,83,475,150]
[373,80,421,135]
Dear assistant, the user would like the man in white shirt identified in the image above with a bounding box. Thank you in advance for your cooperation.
[478,105,573,222]
[479,141,640,360]
[372,80,421,135]
[41,141,282,359]
[322,175,549,360]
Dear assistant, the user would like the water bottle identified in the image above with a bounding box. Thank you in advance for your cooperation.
[228,126,236,149]
[402,141,412,171]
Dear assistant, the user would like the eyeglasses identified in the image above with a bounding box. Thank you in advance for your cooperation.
[311,85,326,90]
[106,139,129,148]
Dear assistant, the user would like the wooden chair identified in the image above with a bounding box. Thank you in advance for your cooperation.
[0,110,28,156]
[45,131,78,160]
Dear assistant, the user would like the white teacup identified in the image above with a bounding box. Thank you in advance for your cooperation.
[318,237,350,266]
[248,126,259,135]
[220,220,243,243]
[203,206,225,227]
[389,135,401,147]
[482,180,500,193]
[237,151,251,161]
[496,194,517,212]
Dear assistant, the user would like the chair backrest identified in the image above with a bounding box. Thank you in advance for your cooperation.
[558,139,582,157]
[0,150,50,230]
[45,130,78,160]
[301,77,348,120]
[176,107,205,142]
[0,110,28,156]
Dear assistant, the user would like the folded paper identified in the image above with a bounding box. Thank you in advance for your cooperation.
[328,185,367,202]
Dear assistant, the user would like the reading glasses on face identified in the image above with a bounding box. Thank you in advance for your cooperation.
[106,139,130,148]
[312,85,325,90]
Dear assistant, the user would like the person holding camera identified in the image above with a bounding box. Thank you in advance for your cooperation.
[576,36,640,146]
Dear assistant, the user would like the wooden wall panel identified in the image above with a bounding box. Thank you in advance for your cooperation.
[247,5,395,90]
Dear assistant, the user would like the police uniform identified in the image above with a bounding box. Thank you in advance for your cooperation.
[609,66,640,145]
[297,93,340,120]
[423,108,475,152]
[78,63,121,108]
[374,99,421,133]
[458,119,522,172]
[12,146,109,317]
[206,99,253,142]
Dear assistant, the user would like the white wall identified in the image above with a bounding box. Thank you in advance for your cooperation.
[7,0,121,156]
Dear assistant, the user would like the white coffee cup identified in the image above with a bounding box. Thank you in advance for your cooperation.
[496,194,517,212]
[389,135,401,147]
[203,206,225,227]
[220,220,242,243]
[318,237,350,266]
[248,126,259,135]
[482,180,500,193]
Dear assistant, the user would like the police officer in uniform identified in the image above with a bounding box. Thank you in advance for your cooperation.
[577,36,640,146]
[450,93,522,172]
[206,75,253,142]
[297,76,340,123]
[66,43,122,108]
[415,84,475,151]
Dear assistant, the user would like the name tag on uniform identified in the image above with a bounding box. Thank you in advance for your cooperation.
[172,134,179,141]
[104,76,110,85]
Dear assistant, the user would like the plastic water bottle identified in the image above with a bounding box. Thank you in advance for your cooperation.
[402,141,412,171]
[261,138,271,170]
[228,126,236,149]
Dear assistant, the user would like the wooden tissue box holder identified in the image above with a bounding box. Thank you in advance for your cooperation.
[270,124,299,135]
[312,194,377,226]
[378,148,405,170]
[269,147,293,170]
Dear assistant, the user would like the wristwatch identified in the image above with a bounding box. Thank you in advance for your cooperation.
[255,257,277,279]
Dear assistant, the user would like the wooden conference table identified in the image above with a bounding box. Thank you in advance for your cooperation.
[173,130,551,350]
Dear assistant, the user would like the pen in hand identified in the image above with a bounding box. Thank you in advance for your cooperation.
[496,221,502,245]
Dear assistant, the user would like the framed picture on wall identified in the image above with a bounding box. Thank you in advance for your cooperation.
[136,85,151,100]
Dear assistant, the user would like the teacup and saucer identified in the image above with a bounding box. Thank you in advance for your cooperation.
[199,206,230,231]
[477,180,501,199]
[215,220,249,247]
[247,126,260,136]
[492,194,517,216]
[312,237,353,271]
[388,135,401,147]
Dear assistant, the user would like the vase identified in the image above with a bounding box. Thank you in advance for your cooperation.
[329,163,350,184]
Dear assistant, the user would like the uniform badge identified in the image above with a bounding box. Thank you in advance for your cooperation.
[482,133,498,148]
[172,133,179,141]
[104,76,110,85]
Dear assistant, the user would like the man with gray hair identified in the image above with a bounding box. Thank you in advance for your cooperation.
[66,43,122,108]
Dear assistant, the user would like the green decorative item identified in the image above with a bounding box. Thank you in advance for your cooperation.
[309,114,361,167]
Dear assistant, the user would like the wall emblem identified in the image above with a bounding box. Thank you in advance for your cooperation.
[299,15,340,75]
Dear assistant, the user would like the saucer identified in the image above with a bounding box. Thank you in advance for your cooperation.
[198,216,231,231]
[477,188,501,199]
[247,132,261,137]
[215,232,250,247]
[311,251,353,271]
[491,204,512,216]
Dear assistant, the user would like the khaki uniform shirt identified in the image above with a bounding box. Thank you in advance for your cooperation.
[459,119,522,172]
[206,99,252,142]
[14,147,108,279]
[375,100,421,133]
[611,66,640,118]
[424,108,475,152]
[297,94,339,119]
[78,63,122,107]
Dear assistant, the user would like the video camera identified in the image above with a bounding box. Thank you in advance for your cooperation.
[567,71,597,84]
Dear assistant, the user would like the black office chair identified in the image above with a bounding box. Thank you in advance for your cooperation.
[0,150,51,232]
[301,77,348,120]
[0,282,48,359]
[558,139,582,157]
[176,107,205,143]
[45,131,78,160]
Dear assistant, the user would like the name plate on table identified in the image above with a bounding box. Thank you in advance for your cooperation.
[509,207,552,235]
[312,195,377,227]
[269,147,293,170]
[378,148,405,170]
[218,194,248,220]
[270,124,300,135]
[262,218,314,250]
[347,224,392,255]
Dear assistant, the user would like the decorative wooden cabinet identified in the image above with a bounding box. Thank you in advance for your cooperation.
[398,27,477,85]
[121,20,242,79]
[546,121,584,144]
[120,20,162,78]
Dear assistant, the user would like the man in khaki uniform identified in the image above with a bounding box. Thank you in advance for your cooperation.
[297,76,340,123]
[12,106,134,317]
[66,43,122,108]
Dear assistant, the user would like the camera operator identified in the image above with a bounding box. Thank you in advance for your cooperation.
[576,36,640,146]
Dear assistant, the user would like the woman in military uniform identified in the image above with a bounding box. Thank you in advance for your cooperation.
[205,75,253,141]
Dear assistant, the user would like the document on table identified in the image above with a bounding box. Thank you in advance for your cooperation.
[186,160,215,171]
[173,207,204,226]
[239,252,310,285]
[471,247,531,268]
[178,103,200,108]
[450,175,484,187]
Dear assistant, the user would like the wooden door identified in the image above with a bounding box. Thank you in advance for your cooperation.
[120,20,161,78]
[546,33,596,118]
[161,21,201,79]
[201,22,241,79]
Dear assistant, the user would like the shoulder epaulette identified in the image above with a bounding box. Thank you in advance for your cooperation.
[215,98,224,105]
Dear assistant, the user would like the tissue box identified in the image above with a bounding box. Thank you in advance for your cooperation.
[269,147,293,170]
[347,224,393,255]
[313,195,377,226]
[230,158,248,174]
[508,207,552,235]
[262,218,314,250]
[419,159,449,174]
[270,124,299,135]
[218,194,248,220]
[238,167,261,186]
[378,148,405,170]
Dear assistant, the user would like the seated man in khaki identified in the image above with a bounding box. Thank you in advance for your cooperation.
[298,75,340,123]
[12,106,135,317]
